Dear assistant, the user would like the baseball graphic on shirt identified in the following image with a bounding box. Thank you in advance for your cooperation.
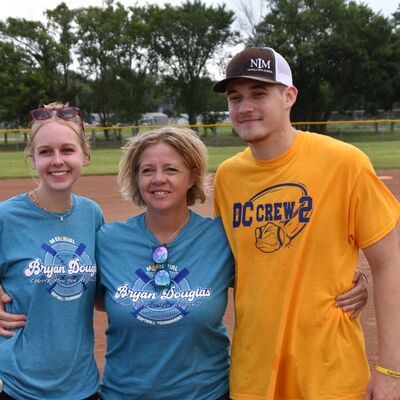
[246,183,313,253]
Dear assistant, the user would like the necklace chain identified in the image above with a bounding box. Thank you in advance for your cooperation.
[30,189,73,222]
[164,214,189,244]
[146,212,190,245]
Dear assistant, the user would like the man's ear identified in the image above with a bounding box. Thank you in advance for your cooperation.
[285,85,298,108]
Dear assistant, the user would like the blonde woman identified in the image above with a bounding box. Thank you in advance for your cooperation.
[0,103,103,400]
[96,127,233,399]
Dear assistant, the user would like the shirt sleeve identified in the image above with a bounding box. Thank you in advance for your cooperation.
[349,157,400,248]
[213,170,222,218]
[0,210,5,281]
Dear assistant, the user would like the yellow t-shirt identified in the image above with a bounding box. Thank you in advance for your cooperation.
[214,131,400,400]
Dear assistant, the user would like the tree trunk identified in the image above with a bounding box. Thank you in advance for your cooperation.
[188,112,197,126]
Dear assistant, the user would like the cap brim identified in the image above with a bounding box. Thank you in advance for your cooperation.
[213,75,281,93]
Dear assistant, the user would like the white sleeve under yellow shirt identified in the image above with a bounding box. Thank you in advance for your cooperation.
[213,130,400,400]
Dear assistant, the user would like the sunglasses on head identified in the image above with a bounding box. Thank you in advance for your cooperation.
[29,107,85,132]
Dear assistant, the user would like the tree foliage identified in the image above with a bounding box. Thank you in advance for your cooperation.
[248,0,400,123]
[74,3,130,130]
[0,17,71,124]
[0,0,399,130]
[0,41,40,125]
[142,0,237,125]
[45,2,77,97]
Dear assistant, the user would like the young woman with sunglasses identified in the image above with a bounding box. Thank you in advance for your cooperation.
[0,103,104,400]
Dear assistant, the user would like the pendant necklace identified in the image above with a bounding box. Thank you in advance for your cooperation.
[146,212,190,288]
[30,189,74,222]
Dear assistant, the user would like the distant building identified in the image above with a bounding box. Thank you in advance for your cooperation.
[140,112,168,125]
[86,113,102,125]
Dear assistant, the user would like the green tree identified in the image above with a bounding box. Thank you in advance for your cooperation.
[143,0,237,125]
[249,0,399,124]
[112,5,155,125]
[391,3,400,109]
[75,3,151,138]
[320,2,399,115]
[0,41,42,125]
[0,17,65,104]
[45,2,77,98]
[75,4,127,132]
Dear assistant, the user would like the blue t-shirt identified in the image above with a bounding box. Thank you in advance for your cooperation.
[96,211,234,400]
[0,193,104,400]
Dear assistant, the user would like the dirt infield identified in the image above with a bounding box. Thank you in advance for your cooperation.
[1,169,399,375]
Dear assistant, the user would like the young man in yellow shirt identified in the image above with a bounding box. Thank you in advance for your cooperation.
[213,47,400,400]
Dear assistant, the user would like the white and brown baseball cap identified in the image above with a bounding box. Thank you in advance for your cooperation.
[213,47,293,92]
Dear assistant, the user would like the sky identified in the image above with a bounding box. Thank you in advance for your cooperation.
[0,0,398,22]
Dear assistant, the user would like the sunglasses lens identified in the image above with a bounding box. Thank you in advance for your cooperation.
[31,109,51,120]
[57,107,77,119]
[154,269,171,286]
[152,246,168,264]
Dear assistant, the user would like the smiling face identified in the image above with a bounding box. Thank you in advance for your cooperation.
[137,142,194,215]
[32,121,89,195]
[227,78,297,146]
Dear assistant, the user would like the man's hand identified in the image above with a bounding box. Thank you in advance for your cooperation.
[365,370,400,399]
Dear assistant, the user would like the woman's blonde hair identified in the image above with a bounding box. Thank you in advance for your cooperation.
[118,127,209,207]
[25,102,90,160]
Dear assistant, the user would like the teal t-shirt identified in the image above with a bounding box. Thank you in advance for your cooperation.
[0,193,104,400]
[97,211,234,400]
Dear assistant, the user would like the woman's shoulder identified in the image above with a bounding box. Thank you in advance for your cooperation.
[0,193,29,213]
[189,212,226,236]
[0,194,32,231]
[97,214,142,237]
[73,194,104,215]
[73,194,101,208]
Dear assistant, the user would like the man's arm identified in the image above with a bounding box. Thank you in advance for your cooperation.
[364,228,400,399]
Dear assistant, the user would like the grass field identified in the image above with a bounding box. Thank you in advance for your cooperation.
[0,146,248,179]
[352,142,400,169]
[0,139,398,179]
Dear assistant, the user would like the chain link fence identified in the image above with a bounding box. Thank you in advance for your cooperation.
[1,120,399,150]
